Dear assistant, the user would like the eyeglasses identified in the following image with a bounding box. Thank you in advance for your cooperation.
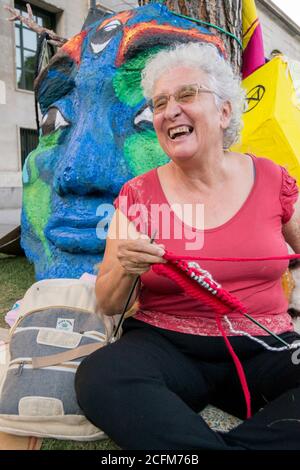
[149,83,221,114]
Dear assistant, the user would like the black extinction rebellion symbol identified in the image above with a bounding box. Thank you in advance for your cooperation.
[245,85,265,112]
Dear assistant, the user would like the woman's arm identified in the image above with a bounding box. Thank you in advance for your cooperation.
[95,209,165,316]
[282,196,300,253]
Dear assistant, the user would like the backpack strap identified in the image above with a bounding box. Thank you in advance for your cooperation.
[31,342,105,368]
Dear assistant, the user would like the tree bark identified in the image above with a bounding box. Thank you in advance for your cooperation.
[138,0,242,73]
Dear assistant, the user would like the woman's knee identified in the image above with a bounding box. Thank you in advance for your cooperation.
[75,346,118,412]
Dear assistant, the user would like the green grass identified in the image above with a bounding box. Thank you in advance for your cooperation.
[0,254,119,450]
[41,438,119,450]
[0,254,35,328]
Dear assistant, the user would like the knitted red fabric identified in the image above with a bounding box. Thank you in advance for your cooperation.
[152,251,300,419]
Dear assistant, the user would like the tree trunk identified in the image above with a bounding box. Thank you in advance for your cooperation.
[138,0,242,73]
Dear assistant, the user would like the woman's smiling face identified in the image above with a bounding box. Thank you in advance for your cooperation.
[152,67,231,162]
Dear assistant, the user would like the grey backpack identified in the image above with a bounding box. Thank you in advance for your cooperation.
[0,278,121,441]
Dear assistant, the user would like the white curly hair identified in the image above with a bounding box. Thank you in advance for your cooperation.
[141,42,245,149]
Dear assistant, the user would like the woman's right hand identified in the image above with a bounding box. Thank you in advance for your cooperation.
[117,237,166,276]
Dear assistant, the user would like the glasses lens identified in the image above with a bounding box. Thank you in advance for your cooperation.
[176,85,198,103]
[152,94,169,112]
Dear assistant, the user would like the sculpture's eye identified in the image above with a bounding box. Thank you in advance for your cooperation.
[90,20,122,54]
[134,105,153,131]
[41,107,70,136]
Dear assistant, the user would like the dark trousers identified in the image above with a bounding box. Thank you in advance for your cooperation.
[75,318,300,450]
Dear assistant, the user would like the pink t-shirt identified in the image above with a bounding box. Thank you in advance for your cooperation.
[114,155,299,336]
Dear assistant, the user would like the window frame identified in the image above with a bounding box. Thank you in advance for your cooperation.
[19,127,39,168]
[14,0,56,92]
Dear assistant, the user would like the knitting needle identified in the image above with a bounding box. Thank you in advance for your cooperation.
[243,313,290,347]
[112,230,157,341]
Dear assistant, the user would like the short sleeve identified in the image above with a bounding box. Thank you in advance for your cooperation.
[113,178,152,236]
[113,182,136,222]
[280,166,299,224]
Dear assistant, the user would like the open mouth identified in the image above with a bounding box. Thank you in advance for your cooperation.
[168,125,194,140]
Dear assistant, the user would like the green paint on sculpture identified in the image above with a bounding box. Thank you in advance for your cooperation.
[23,131,62,259]
[24,132,61,183]
[124,130,169,175]
[113,48,161,107]
[114,49,169,174]
[23,180,52,259]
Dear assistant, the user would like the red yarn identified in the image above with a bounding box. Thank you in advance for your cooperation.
[215,314,251,419]
[165,253,300,262]
[152,250,300,419]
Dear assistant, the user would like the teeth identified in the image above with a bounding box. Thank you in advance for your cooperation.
[169,126,192,139]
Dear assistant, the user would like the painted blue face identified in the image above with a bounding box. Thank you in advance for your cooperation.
[21,3,225,279]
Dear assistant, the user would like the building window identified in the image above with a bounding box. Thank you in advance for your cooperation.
[14,1,56,91]
[20,128,39,167]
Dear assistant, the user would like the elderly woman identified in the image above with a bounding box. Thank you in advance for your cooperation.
[75,42,300,450]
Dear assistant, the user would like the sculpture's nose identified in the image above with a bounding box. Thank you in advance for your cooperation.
[52,88,132,198]
[53,137,121,197]
[54,164,110,196]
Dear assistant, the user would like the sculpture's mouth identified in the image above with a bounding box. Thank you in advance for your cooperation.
[45,217,108,254]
